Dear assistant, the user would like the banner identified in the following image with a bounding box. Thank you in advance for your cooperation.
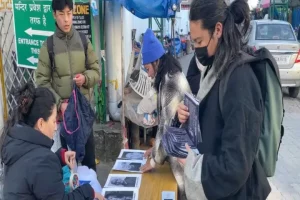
[73,2,92,44]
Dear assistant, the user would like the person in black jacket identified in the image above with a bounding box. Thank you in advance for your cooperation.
[1,83,103,200]
[186,55,201,95]
[177,0,271,199]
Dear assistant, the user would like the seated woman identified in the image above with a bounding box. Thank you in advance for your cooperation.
[140,28,191,200]
[1,83,103,200]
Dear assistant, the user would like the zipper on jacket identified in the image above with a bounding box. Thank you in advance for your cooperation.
[66,35,73,88]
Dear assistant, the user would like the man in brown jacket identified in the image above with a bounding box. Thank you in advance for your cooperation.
[36,0,100,171]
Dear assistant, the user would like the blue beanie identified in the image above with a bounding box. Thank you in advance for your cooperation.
[142,29,165,65]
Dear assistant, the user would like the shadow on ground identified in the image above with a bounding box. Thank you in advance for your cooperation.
[96,162,115,186]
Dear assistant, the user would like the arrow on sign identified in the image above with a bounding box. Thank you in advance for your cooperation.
[27,56,38,65]
[25,28,54,37]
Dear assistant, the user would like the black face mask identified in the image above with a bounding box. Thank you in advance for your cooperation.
[195,36,215,66]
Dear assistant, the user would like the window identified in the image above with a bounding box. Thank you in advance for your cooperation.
[255,24,296,41]
[243,24,253,43]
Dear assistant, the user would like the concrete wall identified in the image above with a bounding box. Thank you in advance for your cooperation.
[133,17,159,42]
[122,8,134,78]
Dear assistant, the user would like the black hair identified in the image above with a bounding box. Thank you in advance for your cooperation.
[153,54,182,92]
[0,83,56,153]
[52,0,73,12]
[189,0,250,77]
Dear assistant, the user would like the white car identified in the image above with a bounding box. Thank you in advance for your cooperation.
[246,20,300,98]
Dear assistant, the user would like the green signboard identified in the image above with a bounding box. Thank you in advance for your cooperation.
[12,0,55,69]
[12,0,92,69]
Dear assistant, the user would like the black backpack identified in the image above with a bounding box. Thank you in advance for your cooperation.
[219,48,285,177]
[47,32,88,78]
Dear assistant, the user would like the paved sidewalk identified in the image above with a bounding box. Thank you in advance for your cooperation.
[179,53,193,75]
[267,96,300,200]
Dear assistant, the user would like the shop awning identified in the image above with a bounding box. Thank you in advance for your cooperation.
[120,0,181,19]
[261,0,270,8]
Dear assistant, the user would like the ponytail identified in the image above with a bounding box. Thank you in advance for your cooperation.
[190,0,250,77]
[0,83,36,157]
[0,83,56,157]
[228,0,250,35]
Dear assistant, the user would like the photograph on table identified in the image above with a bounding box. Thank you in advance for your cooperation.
[162,191,176,200]
[102,188,139,200]
[118,149,146,161]
[104,174,142,188]
[112,160,145,173]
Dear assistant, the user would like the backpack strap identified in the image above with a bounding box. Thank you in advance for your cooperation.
[256,48,281,81]
[218,52,257,113]
[78,32,88,69]
[47,35,56,78]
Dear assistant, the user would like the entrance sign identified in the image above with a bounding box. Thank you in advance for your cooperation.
[13,0,92,69]
[12,0,55,69]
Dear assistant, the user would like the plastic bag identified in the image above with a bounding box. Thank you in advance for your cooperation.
[78,166,102,193]
[137,88,157,114]
[62,165,102,194]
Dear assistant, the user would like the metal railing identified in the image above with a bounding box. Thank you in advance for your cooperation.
[0,11,35,117]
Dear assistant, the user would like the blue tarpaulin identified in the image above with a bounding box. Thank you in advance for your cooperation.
[171,38,181,56]
[292,8,300,29]
[120,0,181,19]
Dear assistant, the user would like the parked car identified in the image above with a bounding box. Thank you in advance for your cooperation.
[246,20,300,98]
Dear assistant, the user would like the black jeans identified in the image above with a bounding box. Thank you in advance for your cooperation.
[60,130,96,172]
